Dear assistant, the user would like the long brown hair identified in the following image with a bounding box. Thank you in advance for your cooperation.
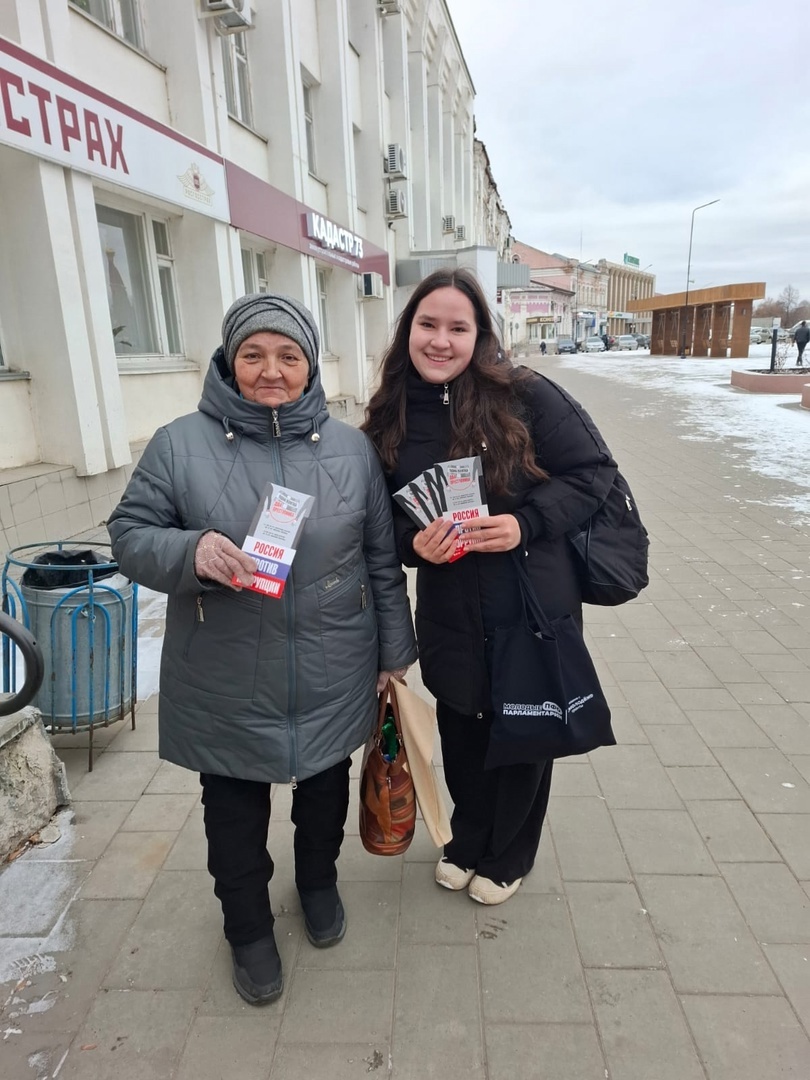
[362,268,547,495]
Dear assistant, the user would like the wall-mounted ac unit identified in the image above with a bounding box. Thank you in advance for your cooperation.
[377,1,402,14]
[358,272,384,300]
[386,188,407,218]
[442,215,456,234]
[384,143,406,178]
[455,225,467,242]
[201,0,253,32]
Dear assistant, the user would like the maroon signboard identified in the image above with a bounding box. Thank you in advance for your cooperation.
[225,161,390,284]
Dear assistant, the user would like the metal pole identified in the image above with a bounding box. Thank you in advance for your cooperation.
[680,199,719,358]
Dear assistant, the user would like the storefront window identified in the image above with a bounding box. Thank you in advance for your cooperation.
[70,0,144,50]
[317,268,331,353]
[222,32,253,127]
[241,248,269,294]
[96,204,183,359]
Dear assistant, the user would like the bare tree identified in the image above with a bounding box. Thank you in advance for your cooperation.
[777,284,800,324]
[754,286,805,325]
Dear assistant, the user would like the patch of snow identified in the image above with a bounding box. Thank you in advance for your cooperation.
[562,351,810,521]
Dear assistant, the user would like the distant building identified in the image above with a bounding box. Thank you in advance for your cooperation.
[599,260,656,337]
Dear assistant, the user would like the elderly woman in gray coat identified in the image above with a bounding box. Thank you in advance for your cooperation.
[108,293,417,1006]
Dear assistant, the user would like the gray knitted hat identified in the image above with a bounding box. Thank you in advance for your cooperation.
[221,292,320,375]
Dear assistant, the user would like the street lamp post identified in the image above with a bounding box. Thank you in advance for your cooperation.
[681,200,719,357]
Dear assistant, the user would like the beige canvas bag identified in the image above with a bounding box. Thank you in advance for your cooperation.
[391,678,452,847]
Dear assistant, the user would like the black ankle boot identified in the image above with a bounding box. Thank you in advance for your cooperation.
[299,885,347,948]
[231,932,283,1004]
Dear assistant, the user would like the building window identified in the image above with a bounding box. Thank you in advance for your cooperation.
[222,32,253,127]
[241,248,269,294]
[96,204,183,359]
[70,0,144,49]
[316,268,331,353]
[302,80,317,174]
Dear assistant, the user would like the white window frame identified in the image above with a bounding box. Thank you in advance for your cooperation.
[95,196,185,369]
[69,0,144,50]
[240,247,270,294]
[302,77,318,176]
[316,268,332,354]
[221,31,253,128]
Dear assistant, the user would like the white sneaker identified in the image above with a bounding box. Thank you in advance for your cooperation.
[435,858,475,891]
[468,875,523,905]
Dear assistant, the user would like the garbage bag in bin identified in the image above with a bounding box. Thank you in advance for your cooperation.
[21,549,120,591]
[20,550,135,732]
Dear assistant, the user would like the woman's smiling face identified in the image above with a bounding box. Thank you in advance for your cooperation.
[408,286,478,384]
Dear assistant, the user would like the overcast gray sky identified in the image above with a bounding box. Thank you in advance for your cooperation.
[447,0,810,303]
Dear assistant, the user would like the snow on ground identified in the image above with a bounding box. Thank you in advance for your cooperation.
[135,586,166,701]
[559,344,810,523]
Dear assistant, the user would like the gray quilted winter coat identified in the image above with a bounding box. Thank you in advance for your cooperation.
[108,350,417,784]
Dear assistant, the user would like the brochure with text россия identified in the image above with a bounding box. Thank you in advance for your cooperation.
[233,483,314,597]
[393,455,488,560]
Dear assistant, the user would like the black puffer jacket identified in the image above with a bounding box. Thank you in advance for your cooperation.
[387,367,617,714]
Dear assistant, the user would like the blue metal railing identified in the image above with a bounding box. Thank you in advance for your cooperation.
[2,542,138,770]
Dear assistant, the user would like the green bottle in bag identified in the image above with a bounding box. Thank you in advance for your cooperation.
[381,705,399,762]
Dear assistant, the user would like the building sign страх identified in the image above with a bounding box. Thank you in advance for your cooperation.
[0,35,229,221]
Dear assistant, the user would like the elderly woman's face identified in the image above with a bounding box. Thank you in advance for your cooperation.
[234,332,309,406]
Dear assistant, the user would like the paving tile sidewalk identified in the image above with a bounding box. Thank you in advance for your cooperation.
[2,356,810,1079]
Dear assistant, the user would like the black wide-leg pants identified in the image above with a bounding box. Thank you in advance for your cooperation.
[437,701,553,885]
[200,756,351,946]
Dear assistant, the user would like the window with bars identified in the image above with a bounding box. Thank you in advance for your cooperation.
[70,0,144,50]
[96,203,183,361]
[222,32,253,127]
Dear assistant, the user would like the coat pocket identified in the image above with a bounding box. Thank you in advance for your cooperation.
[315,561,377,690]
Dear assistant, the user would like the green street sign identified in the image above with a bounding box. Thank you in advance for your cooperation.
[623,254,640,267]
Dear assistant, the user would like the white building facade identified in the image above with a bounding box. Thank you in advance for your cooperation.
[0,0,507,548]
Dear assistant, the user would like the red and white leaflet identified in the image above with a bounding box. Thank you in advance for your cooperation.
[393,456,488,562]
[233,483,314,598]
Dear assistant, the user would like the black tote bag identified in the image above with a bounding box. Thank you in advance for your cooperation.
[485,553,615,768]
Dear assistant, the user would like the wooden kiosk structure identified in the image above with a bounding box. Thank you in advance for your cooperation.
[626,283,765,357]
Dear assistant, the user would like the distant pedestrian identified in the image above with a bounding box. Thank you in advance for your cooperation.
[601,333,610,351]
[539,340,547,356]
[794,321,809,366]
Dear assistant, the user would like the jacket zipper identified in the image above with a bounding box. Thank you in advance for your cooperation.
[196,595,205,622]
[271,408,281,438]
[442,383,449,405]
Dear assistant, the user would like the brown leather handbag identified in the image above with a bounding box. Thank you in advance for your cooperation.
[359,680,416,856]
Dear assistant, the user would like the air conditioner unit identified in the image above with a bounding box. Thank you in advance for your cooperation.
[377,1,402,14]
[384,143,406,178]
[455,225,467,242]
[200,0,244,16]
[442,215,456,234]
[386,188,407,218]
[201,0,253,32]
[358,272,384,300]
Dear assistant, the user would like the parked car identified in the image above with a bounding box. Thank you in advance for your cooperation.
[750,326,773,344]
[583,336,606,353]
[556,337,577,354]
[616,335,638,351]
[633,334,650,349]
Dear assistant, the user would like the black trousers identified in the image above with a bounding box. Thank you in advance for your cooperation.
[798,341,807,364]
[437,701,553,884]
[200,757,351,946]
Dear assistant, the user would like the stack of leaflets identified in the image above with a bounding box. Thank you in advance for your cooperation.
[233,482,314,597]
[393,456,488,561]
